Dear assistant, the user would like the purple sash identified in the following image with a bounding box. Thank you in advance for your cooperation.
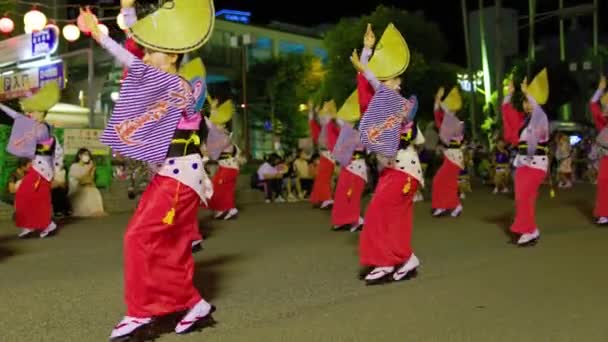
[206,119,231,160]
[332,123,360,166]
[7,115,41,159]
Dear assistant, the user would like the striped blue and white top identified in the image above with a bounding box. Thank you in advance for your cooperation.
[98,37,196,163]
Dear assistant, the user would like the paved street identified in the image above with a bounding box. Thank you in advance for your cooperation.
[1,184,608,341]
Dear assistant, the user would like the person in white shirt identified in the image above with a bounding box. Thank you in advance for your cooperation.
[256,153,285,203]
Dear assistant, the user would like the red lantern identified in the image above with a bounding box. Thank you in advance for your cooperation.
[77,11,97,34]
[0,16,14,34]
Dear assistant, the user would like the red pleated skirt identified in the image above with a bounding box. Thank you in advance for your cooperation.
[431,157,461,210]
[207,166,239,212]
[511,166,546,235]
[594,157,608,218]
[310,155,335,205]
[331,168,365,226]
[15,167,52,230]
[360,168,418,267]
[124,175,202,318]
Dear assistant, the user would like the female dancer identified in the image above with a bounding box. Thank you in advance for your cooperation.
[431,86,465,217]
[590,75,608,225]
[80,1,215,338]
[331,90,366,232]
[309,100,340,209]
[502,69,550,246]
[0,82,63,238]
[352,23,424,285]
[206,98,242,220]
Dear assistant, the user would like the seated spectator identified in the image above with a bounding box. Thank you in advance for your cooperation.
[69,148,107,217]
[293,149,313,199]
[256,153,285,203]
[6,159,30,204]
[51,164,72,218]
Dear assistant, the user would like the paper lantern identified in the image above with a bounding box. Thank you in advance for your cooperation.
[97,23,108,36]
[0,16,14,34]
[116,13,127,31]
[62,24,80,42]
[24,9,47,32]
[77,11,97,33]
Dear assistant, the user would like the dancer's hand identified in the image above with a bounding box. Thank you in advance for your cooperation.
[121,0,135,8]
[435,87,445,102]
[363,23,375,49]
[521,77,528,94]
[507,79,515,94]
[599,75,606,91]
[350,50,365,72]
[80,7,102,40]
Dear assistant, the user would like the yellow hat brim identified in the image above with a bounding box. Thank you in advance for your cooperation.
[179,57,206,81]
[368,23,410,81]
[319,100,337,118]
[527,68,549,105]
[20,82,60,113]
[442,86,462,112]
[601,92,608,107]
[337,90,361,122]
[130,0,215,53]
[210,100,234,125]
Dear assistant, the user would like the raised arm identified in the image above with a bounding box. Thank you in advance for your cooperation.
[81,8,136,69]
[590,76,607,131]
[433,87,445,129]
[0,103,22,119]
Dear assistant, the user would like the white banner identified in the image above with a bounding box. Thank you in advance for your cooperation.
[63,129,110,155]
[0,61,64,101]
[0,28,59,67]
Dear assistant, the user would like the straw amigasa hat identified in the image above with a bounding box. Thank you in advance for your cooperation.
[20,82,61,113]
[442,86,463,112]
[210,99,234,126]
[129,0,215,53]
[367,23,410,81]
[179,57,207,111]
[527,68,549,105]
[337,90,361,123]
[319,100,337,119]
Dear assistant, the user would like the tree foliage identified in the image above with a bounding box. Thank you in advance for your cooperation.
[247,54,323,148]
[322,5,460,123]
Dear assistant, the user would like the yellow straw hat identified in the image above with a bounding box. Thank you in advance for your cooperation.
[337,90,361,122]
[210,100,234,125]
[527,68,549,105]
[20,82,60,113]
[368,23,410,81]
[129,0,215,53]
[442,86,462,112]
[179,57,206,81]
[319,100,337,118]
[601,92,608,107]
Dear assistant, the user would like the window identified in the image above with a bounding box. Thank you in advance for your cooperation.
[279,41,305,55]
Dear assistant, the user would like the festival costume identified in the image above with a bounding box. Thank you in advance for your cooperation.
[493,148,511,193]
[331,89,367,231]
[502,69,550,246]
[309,100,339,208]
[0,82,63,238]
[91,2,217,339]
[590,88,608,224]
[431,87,465,217]
[356,24,422,285]
[206,100,242,220]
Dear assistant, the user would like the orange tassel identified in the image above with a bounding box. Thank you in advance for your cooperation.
[402,178,411,195]
[162,208,176,225]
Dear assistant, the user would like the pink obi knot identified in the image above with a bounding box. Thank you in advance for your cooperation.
[177,114,201,130]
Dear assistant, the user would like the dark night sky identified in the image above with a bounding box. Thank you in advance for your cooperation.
[214,0,604,65]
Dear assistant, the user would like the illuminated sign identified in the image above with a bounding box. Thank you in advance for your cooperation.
[0,28,59,67]
[216,9,251,24]
[0,61,64,101]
